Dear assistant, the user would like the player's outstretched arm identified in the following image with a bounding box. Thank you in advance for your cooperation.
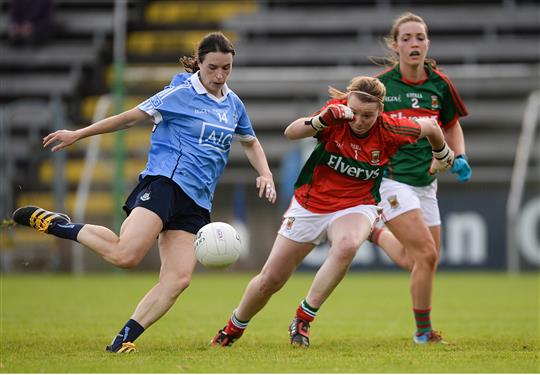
[284,104,353,140]
[43,108,150,152]
[284,117,317,140]
[240,138,276,203]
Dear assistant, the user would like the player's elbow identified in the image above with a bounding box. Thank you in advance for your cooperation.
[421,121,443,146]
[284,124,302,140]
[240,137,257,150]
[422,120,441,138]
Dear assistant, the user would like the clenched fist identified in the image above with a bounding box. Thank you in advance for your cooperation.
[310,104,354,131]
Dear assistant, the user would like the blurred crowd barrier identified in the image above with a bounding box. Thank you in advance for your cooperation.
[1,0,538,272]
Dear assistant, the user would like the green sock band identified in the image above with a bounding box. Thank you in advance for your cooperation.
[302,299,319,314]
[414,308,432,335]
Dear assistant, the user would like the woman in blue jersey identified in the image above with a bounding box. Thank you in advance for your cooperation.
[368,13,472,344]
[12,32,276,353]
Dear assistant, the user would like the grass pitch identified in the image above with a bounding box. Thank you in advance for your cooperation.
[1,271,538,373]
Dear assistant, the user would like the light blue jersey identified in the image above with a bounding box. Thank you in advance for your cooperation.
[137,72,256,211]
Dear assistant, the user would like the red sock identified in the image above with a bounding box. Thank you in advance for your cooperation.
[224,319,242,335]
[295,304,316,322]
[225,313,248,336]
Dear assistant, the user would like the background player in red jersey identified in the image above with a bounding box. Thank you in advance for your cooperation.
[368,12,472,344]
[211,76,454,347]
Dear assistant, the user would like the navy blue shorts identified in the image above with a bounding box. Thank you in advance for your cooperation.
[123,175,210,234]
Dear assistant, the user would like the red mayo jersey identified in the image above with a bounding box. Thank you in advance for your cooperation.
[294,99,421,213]
[376,64,468,186]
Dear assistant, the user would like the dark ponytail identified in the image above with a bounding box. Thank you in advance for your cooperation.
[180,32,235,73]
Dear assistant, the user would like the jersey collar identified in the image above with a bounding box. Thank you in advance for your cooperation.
[190,72,230,102]
[396,63,430,85]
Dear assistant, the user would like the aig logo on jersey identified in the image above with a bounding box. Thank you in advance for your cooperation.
[199,122,233,152]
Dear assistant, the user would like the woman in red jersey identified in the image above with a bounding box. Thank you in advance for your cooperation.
[368,12,472,344]
[210,76,455,348]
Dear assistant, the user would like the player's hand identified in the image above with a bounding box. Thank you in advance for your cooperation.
[43,130,80,152]
[311,104,354,131]
[429,143,455,175]
[256,175,277,204]
[451,154,472,182]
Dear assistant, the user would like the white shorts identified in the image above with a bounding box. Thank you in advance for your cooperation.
[278,197,382,245]
[378,177,441,226]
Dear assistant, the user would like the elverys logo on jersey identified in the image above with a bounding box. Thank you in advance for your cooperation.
[199,122,234,152]
[389,112,439,123]
[327,155,380,180]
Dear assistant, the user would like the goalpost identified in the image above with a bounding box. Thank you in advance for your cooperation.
[506,90,540,273]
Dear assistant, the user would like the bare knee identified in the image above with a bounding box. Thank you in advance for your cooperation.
[107,234,156,268]
[257,271,286,296]
[331,236,362,264]
[162,276,191,300]
[110,252,141,268]
[413,241,438,270]
[109,244,146,269]
[402,256,415,273]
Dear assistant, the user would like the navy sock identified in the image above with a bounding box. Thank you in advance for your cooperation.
[48,222,84,241]
[109,319,145,351]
